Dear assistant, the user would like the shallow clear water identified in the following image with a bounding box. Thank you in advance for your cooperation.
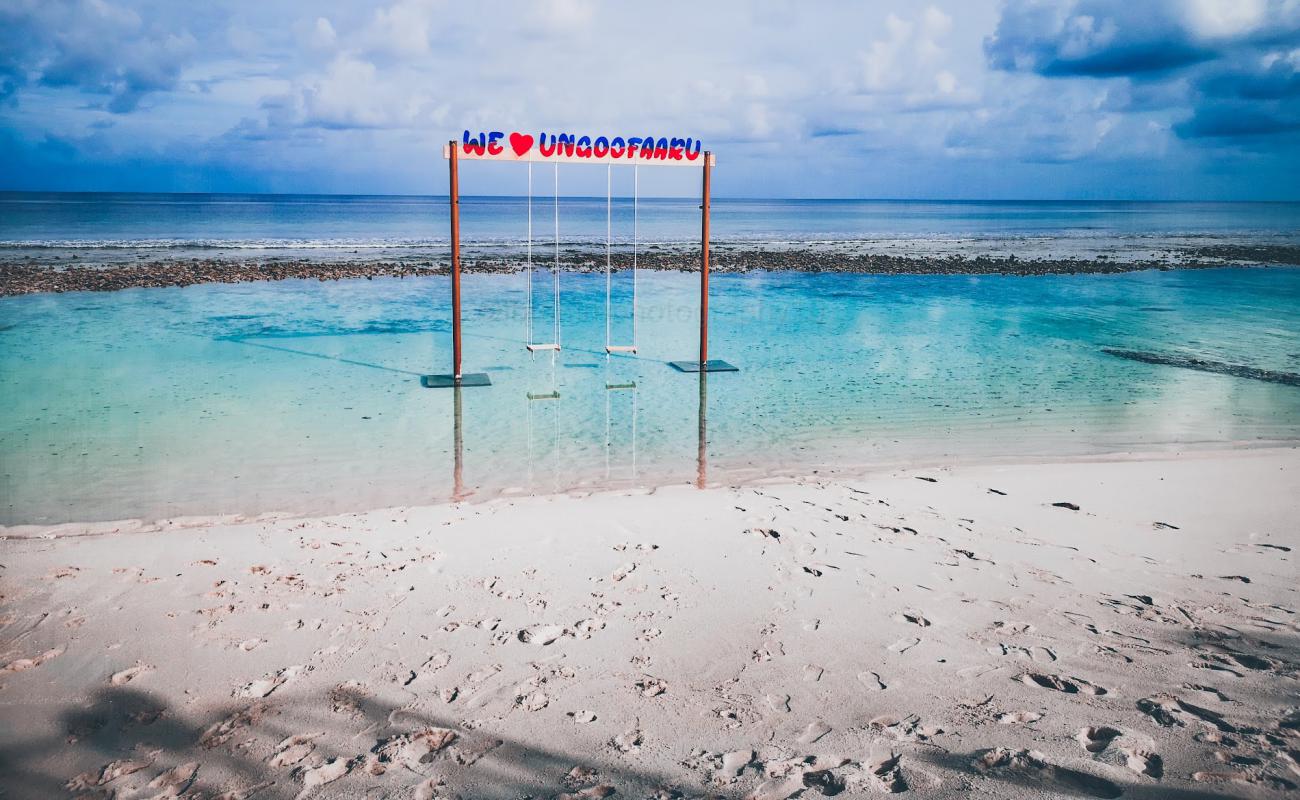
[2,267,1299,525]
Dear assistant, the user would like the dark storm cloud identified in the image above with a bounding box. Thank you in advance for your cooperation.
[0,0,198,113]
[984,1,1217,76]
[986,0,1300,141]
[1176,102,1300,138]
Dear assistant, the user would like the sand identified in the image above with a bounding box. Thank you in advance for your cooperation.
[1,448,1297,799]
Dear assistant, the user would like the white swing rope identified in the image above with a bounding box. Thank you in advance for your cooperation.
[553,162,561,349]
[632,164,638,351]
[598,165,640,355]
[526,161,533,349]
[605,164,611,354]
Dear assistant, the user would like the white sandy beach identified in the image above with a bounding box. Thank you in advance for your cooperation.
[1,448,1297,799]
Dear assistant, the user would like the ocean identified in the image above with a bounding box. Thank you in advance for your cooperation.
[1,193,1299,525]
[4,192,1300,264]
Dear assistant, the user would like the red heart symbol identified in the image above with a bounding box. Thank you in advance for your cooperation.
[509,132,534,157]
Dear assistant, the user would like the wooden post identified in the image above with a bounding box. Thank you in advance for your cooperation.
[669,152,733,374]
[421,141,488,388]
[449,140,463,380]
[699,151,711,367]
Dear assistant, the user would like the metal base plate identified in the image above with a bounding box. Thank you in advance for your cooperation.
[668,359,739,373]
[421,373,492,388]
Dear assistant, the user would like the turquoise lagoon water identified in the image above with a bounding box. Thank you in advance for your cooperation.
[2,267,1299,525]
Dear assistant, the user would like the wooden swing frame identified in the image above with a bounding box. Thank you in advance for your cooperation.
[421,139,734,390]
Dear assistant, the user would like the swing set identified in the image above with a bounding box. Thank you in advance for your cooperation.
[421,133,738,389]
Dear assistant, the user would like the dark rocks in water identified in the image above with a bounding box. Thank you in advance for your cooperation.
[1052,502,1081,511]
[1103,348,1300,387]
[0,259,448,297]
[1189,243,1300,265]
[1,241,1296,297]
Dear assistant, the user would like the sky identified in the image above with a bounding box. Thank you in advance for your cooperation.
[1,0,1299,199]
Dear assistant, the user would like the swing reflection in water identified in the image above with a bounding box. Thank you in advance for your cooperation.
[525,350,562,493]
[450,385,471,501]
[696,371,709,489]
[604,354,638,482]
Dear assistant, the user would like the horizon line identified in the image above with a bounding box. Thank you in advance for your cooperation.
[2,190,1299,204]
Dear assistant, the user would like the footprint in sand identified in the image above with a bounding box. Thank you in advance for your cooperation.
[1122,747,1163,778]
[110,663,153,686]
[567,710,597,723]
[746,754,852,799]
[611,729,643,753]
[857,671,887,690]
[1,645,65,673]
[1076,726,1121,753]
[1018,673,1106,695]
[1137,694,1235,732]
[329,681,368,716]
[1030,647,1057,663]
[199,703,268,748]
[518,624,568,645]
[297,757,353,794]
[998,711,1043,724]
[1183,683,1230,702]
[974,748,1120,799]
[214,780,275,799]
[269,734,321,767]
[562,765,600,788]
[887,637,921,653]
[404,651,451,685]
[372,728,456,771]
[803,664,824,682]
[557,786,616,800]
[148,762,200,796]
[766,693,791,713]
[65,752,158,790]
[894,612,931,627]
[517,691,550,711]
[237,665,306,699]
[798,720,832,744]
[719,749,756,782]
[634,677,667,697]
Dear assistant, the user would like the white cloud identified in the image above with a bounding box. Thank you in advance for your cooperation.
[364,0,439,58]
[1184,0,1268,39]
[308,17,337,50]
[4,0,1297,198]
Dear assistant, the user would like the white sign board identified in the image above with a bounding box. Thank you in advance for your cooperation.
[445,130,714,167]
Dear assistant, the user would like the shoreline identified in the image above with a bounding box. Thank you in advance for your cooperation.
[4,440,1295,538]
[1,448,1296,798]
[3,242,1300,296]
